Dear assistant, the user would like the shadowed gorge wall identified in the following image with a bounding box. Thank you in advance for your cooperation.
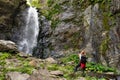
[0,0,27,40]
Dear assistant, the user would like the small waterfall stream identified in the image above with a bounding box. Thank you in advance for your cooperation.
[18,7,39,54]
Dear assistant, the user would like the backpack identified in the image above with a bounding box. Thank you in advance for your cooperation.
[80,56,87,63]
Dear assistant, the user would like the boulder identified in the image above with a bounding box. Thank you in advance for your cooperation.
[45,57,57,64]
[18,52,32,58]
[0,40,18,53]
[28,69,55,80]
[76,77,86,80]
[50,70,63,76]
[6,72,30,80]
[59,11,75,21]
[29,60,38,67]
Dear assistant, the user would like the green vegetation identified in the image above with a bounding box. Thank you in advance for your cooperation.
[51,19,60,29]
[6,60,34,74]
[89,0,111,4]
[39,0,62,29]
[72,0,111,10]
[98,0,116,56]
[47,0,62,19]
[46,0,62,29]
[7,65,34,74]
[47,0,54,7]
[103,14,110,31]
[47,64,59,71]
[0,60,6,66]
[71,32,83,49]
[0,51,118,80]
[46,54,116,80]
[63,32,83,50]
[0,52,12,60]
[0,52,36,80]
[86,62,115,72]
[64,45,70,50]
[100,36,110,54]
[86,76,106,80]
[27,0,40,8]
[60,54,115,72]
[0,52,11,67]
[102,12,114,31]
[60,54,79,64]
[47,54,78,79]
[99,0,114,31]
[40,0,112,29]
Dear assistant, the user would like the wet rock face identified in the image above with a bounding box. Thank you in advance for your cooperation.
[33,16,52,58]
[0,0,27,40]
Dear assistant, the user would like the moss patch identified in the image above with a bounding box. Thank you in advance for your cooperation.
[99,36,110,54]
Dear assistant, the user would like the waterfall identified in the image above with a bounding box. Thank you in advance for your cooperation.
[18,7,39,54]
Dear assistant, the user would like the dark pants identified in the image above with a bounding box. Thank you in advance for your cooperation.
[74,61,81,72]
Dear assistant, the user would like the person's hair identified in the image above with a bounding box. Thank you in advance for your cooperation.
[81,50,86,55]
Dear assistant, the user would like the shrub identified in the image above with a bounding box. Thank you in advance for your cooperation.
[86,62,115,72]
[60,54,79,64]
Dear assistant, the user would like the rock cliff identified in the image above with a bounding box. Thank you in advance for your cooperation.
[0,0,27,40]
[0,0,120,70]
[40,0,120,69]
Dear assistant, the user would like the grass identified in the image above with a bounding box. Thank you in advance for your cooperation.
[0,52,36,80]
[7,65,34,74]
[0,52,12,60]
[86,76,106,80]
[48,54,117,79]
[47,64,59,70]
[86,62,115,72]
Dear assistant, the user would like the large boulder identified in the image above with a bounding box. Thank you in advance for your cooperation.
[6,72,30,80]
[28,69,65,80]
[50,70,63,76]
[45,57,57,64]
[0,40,18,53]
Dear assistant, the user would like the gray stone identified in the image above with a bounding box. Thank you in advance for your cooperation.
[50,70,63,76]
[45,57,57,64]
[59,11,75,20]
[18,52,32,58]
[28,69,57,80]
[76,77,86,80]
[6,72,30,80]
[0,40,18,53]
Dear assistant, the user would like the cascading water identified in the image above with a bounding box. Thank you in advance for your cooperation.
[18,7,39,54]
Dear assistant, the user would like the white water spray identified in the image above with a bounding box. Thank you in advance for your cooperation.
[18,7,39,54]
